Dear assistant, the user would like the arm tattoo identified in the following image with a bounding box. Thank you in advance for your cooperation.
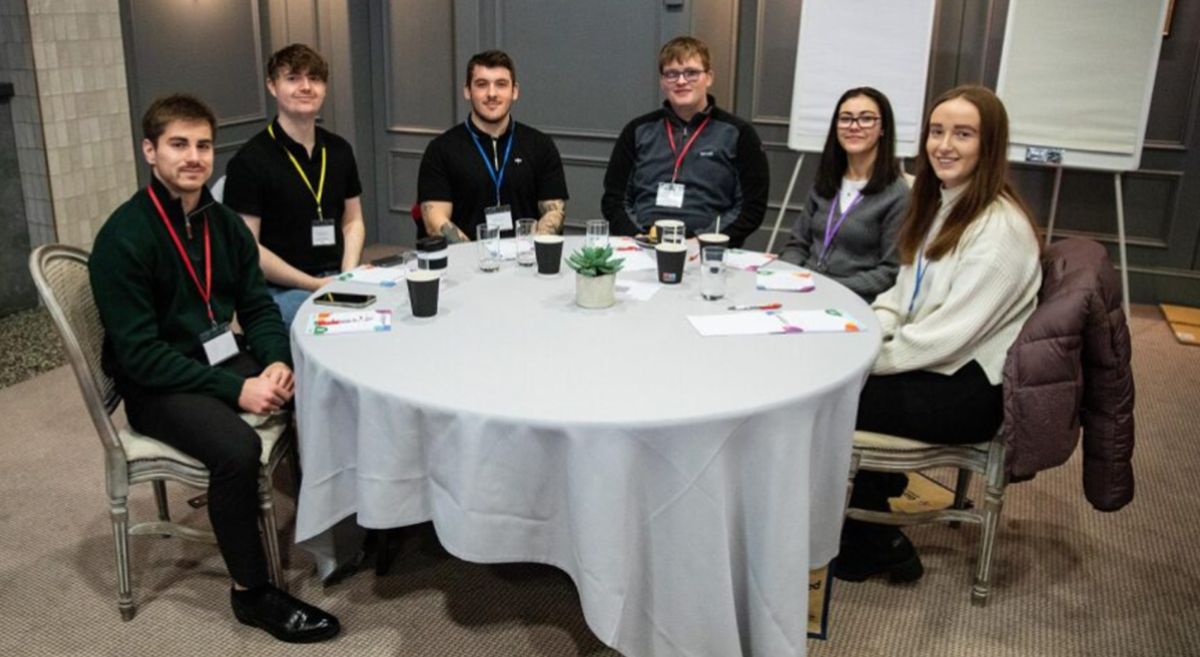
[537,199,565,234]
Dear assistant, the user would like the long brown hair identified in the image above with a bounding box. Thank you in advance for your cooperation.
[897,85,1037,263]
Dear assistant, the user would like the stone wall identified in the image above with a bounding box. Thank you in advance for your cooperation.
[25,0,137,249]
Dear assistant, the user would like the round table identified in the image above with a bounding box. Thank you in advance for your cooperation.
[291,237,880,657]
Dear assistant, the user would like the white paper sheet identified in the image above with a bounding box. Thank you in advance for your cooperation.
[342,266,405,286]
[687,308,864,337]
[688,312,788,337]
[609,239,657,272]
[756,269,816,292]
[306,310,393,335]
[615,279,661,301]
[723,249,778,272]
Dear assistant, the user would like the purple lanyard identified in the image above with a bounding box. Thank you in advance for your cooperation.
[819,192,862,265]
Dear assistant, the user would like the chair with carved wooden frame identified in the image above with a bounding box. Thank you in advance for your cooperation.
[29,244,293,620]
[846,430,1005,605]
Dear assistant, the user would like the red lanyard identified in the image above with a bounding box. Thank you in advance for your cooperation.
[147,185,215,324]
[664,115,712,182]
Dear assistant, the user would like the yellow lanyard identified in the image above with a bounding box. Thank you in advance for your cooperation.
[268,123,327,218]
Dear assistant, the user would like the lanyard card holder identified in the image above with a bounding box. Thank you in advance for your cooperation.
[200,322,239,365]
[484,204,514,231]
[312,218,337,247]
[656,182,686,208]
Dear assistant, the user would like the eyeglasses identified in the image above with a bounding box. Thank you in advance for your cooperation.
[837,114,880,129]
[661,68,707,83]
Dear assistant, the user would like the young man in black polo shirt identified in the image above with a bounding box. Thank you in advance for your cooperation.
[224,44,365,326]
[89,94,339,642]
[602,36,769,248]
[418,50,568,241]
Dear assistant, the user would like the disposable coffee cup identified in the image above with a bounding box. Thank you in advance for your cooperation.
[654,219,686,245]
[697,232,730,250]
[655,243,687,284]
[534,235,564,275]
[406,270,440,318]
[415,235,448,270]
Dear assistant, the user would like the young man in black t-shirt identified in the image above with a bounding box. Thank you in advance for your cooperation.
[224,44,365,326]
[418,50,568,241]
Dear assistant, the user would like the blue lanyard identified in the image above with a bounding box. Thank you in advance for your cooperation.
[908,247,928,316]
[466,121,515,206]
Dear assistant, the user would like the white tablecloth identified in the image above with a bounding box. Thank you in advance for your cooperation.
[291,238,880,657]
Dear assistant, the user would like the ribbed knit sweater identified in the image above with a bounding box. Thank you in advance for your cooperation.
[89,178,291,406]
[778,176,909,301]
[871,185,1041,384]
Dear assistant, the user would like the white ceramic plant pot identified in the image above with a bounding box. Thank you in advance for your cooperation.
[575,273,616,309]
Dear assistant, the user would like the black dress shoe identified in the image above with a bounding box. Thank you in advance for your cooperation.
[231,585,340,643]
[835,523,924,584]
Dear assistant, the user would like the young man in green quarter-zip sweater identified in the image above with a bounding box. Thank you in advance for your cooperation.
[89,95,339,643]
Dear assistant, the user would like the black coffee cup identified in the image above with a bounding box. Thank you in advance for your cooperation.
[534,235,564,275]
[406,270,440,318]
[415,235,448,270]
[655,243,687,284]
[697,232,730,252]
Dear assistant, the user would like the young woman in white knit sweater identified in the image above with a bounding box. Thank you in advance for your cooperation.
[837,85,1042,584]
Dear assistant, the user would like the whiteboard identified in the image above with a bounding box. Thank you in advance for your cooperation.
[786,0,937,157]
[996,0,1170,172]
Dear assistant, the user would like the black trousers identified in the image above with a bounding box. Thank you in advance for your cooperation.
[120,352,269,588]
[851,360,1003,512]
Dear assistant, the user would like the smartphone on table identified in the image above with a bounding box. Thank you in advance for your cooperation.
[313,292,376,308]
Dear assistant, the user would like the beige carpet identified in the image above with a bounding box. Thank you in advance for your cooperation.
[1,305,1197,657]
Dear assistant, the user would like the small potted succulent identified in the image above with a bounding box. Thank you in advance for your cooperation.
[566,245,624,309]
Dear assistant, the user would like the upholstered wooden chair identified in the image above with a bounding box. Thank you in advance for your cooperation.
[29,244,294,620]
[846,431,1006,605]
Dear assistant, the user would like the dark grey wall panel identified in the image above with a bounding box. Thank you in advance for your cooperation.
[386,150,424,214]
[1145,5,1200,147]
[121,0,272,188]
[385,2,456,131]
[493,2,661,135]
[126,3,266,126]
[0,87,37,314]
[750,0,801,123]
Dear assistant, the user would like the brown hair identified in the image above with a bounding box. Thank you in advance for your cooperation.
[142,94,217,145]
[466,50,516,84]
[266,43,329,82]
[658,36,710,72]
[897,85,1038,263]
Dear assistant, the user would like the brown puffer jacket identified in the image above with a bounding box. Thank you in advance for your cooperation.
[1001,237,1134,511]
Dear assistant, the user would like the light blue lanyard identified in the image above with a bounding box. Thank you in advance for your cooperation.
[908,247,928,316]
[466,121,515,206]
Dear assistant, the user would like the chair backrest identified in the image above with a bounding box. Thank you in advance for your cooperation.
[28,244,124,455]
[210,174,226,203]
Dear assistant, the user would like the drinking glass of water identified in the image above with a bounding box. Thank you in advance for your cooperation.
[585,219,609,249]
[700,246,726,300]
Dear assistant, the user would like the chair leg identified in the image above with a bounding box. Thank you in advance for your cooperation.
[952,469,972,510]
[972,456,1007,606]
[152,480,170,522]
[949,469,973,529]
[258,473,286,591]
[111,496,135,621]
[844,451,861,511]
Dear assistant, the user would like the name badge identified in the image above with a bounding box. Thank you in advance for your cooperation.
[485,205,514,231]
[200,322,239,365]
[656,182,686,208]
[312,219,336,247]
